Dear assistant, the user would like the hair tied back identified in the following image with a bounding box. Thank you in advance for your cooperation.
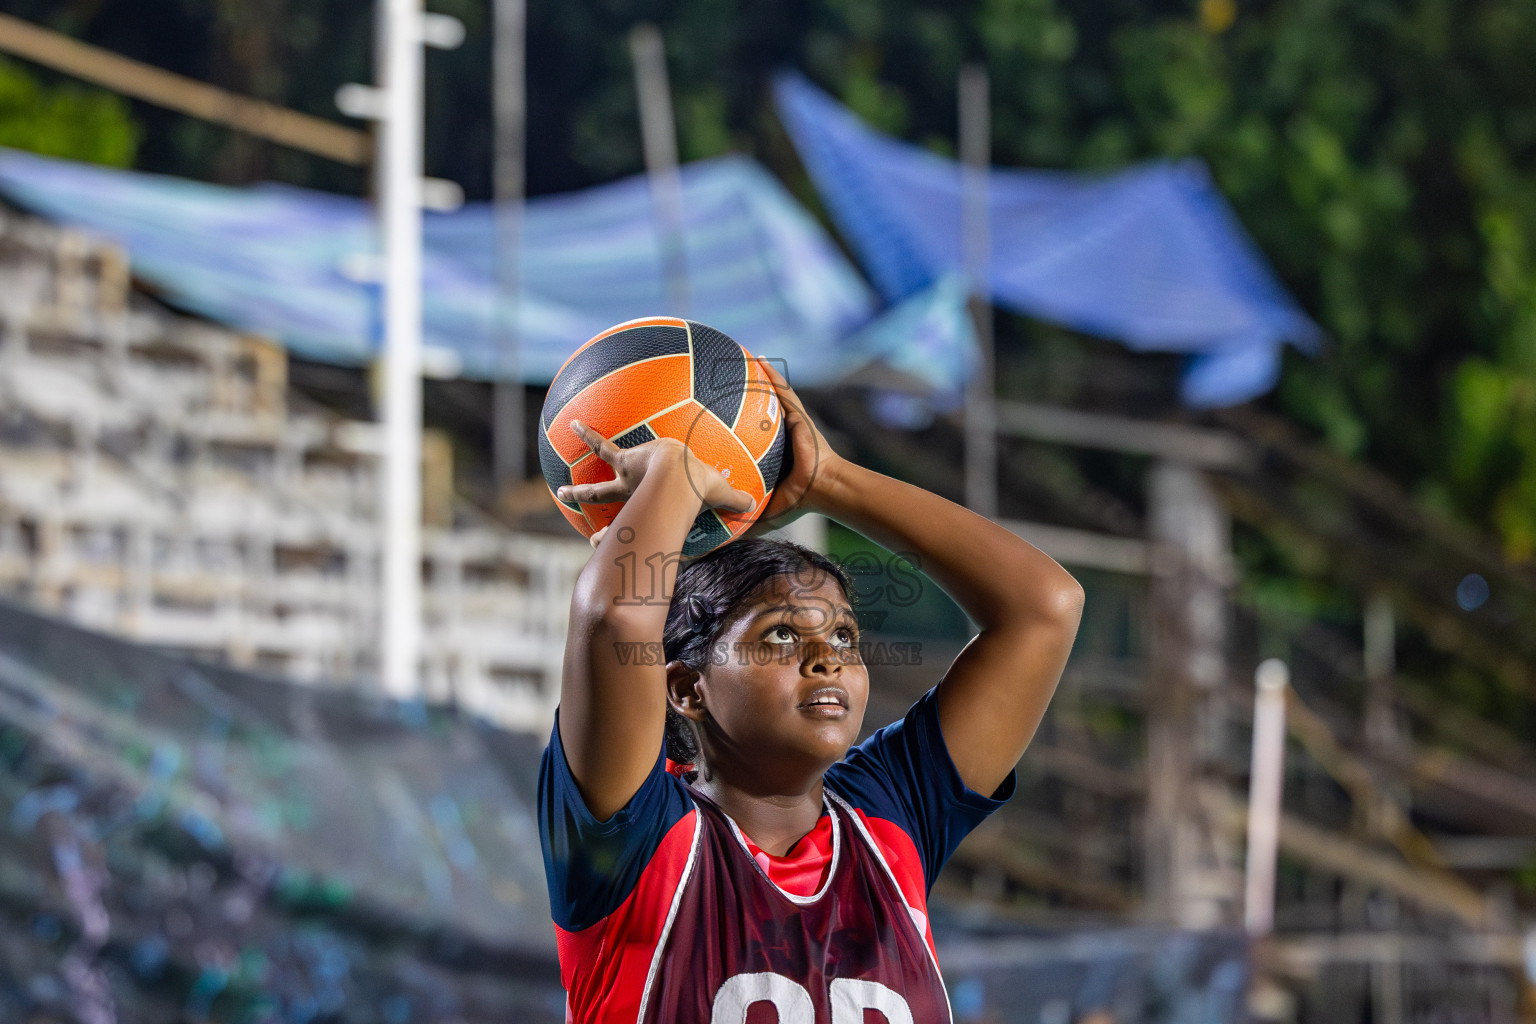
[683,595,712,632]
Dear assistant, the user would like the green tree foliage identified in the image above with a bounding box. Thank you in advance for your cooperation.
[717,0,1536,569]
[0,0,369,191]
[1102,0,1536,566]
[10,0,1536,564]
[0,56,136,166]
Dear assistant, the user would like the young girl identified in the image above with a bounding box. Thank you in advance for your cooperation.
[539,363,1084,1023]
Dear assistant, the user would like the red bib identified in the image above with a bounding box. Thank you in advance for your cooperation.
[639,789,952,1023]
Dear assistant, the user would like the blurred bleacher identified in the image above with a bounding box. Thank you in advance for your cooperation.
[0,594,566,1021]
[0,592,1252,1022]
[0,209,589,731]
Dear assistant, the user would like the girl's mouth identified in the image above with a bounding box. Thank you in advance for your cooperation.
[798,687,849,716]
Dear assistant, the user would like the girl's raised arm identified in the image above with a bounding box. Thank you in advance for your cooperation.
[557,422,753,820]
[758,365,1084,797]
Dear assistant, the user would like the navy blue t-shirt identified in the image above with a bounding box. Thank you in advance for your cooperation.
[538,687,1015,1022]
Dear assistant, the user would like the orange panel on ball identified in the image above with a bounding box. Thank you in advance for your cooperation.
[551,493,595,539]
[570,452,617,486]
[733,369,783,461]
[546,354,693,465]
[648,401,767,506]
[580,501,626,533]
[568,454,625,533]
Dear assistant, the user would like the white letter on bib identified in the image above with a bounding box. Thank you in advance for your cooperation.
[711,973,815,1024]
[829,978,914,1024]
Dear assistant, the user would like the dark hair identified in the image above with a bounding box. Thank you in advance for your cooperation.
[662,538,854,764]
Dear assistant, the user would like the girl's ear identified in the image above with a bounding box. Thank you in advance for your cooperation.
[666,660,707,723]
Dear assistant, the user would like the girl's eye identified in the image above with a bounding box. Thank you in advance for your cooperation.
[767,625,798,644]
[832,627,856,648]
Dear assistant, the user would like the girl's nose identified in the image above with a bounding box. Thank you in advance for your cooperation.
[803,640,845,674]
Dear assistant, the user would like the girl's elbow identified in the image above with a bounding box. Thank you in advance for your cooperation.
[570,594,640,638]
[1051,577,1086,625]
[570,564,630,624]
[1019,577,1084,634]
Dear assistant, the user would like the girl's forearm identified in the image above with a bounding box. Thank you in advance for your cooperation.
[813,460,1082,629]
[559,448,708,817]
[570,452,701,634]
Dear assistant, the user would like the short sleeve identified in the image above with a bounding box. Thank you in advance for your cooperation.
[825,687,1016,892]
[537,713,695,932]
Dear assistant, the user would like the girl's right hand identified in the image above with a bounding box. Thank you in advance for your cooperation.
[555,421,756,546]
[753,359,846,524]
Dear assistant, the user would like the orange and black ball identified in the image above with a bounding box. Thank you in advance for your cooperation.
[539,317,786,556]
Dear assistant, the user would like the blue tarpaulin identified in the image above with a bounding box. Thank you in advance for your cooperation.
[773,72,1322,406]
[0,149,976,390]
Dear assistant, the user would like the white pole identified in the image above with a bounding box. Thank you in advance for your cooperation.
[629,24,688,316]
[959,65,996,518]
[1363,592,1397,752]
[1245,658,1290,937]
[492,0,526,488]
[379,0,424,698]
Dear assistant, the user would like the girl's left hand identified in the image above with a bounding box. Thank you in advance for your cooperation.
[753,358,846,525]
[557,421,755,548]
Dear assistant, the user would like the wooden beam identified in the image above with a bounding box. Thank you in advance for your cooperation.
[950,827,1134,912]
[1432,836,1536,870]
[1282,690,1448,870]
[1272,932,1522,975]
[1210,790,1489,926]
[1022,741,1144,798]
[1000,519,1150,575]
[1274,814,1487,926]
[1237,576,1536,844]
[980,807,1133,871]
[1218,478,1536,702]
[0,13,370,165]
[1395,678,1536,776]
[1218,405,1536,597]
[995,399,1254,470]
[1409,748,1536,826]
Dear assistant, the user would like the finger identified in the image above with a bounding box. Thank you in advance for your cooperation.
[755,358,811,419]
[716,487,757,516]
[569,419,620,464]
[755,357,794,393]
[758,360,786,393]
[556,480,630,504]
[588,526,610,549]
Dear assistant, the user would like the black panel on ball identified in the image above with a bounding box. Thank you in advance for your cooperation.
[538,423,579,511]
[756,416,788,492]
[686,322,748,428]
[612,423,659,449]
[682,509,732,558]
[541,324,690,428]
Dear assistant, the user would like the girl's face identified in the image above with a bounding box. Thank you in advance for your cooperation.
[690,570,868,781]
